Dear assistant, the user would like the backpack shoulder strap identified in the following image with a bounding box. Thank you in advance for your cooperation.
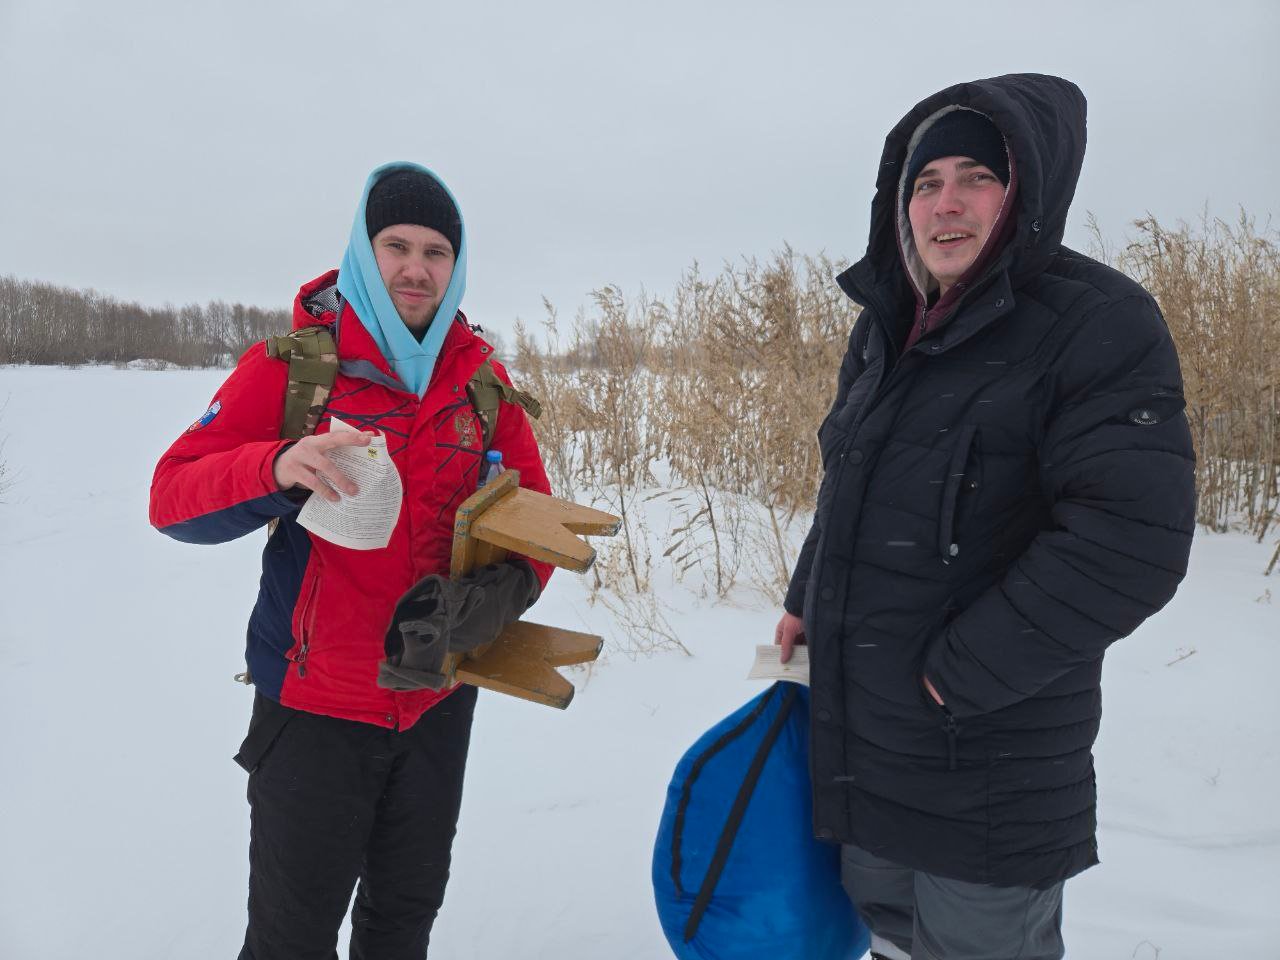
[466,359,542,449]
[265,325,339,440]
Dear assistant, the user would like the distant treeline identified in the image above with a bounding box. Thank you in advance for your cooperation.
[0,275,290,367]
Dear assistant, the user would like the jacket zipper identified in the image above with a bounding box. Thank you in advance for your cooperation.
[942,708,959,771]
[291,573,322,679]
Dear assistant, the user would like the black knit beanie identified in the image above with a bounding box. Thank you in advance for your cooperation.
[905,109,1009,197]
[366,169,462,254]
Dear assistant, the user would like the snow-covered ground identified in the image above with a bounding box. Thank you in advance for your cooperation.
[1,365,1277,959]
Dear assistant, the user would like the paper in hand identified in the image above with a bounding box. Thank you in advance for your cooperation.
[297,417,403,550]
[748,644,810,686]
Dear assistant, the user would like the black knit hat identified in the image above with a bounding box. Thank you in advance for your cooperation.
[905,109,1009,196]
[366,169,462,254]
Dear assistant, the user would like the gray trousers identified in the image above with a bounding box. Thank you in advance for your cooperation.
[840,845,1065,960]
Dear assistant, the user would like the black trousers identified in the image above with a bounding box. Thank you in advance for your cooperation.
[234,686,478,960]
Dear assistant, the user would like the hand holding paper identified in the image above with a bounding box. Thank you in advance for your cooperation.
[748,644,810,685]
[297,418,403,550]
[273,424,372,500]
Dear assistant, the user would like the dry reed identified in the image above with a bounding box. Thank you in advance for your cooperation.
[1102,213,1280,542]
[516,215,1280,641]
[514,249,857,626]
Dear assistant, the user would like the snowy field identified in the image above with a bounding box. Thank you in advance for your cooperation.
[1,364,1278,959]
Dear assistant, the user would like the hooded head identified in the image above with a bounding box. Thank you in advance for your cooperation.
[839,74,1087,320]
[902,108,1013,300]
[337,162,468,396]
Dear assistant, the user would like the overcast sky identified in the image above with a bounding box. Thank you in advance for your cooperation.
[1,0,1276,340]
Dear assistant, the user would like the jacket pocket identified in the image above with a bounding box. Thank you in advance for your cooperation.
[233,693,296,774]
[937,424,980,561]
[289,562,323,679]
[915,675,962,771]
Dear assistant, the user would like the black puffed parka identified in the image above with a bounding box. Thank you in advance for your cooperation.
[785,74,1197,888]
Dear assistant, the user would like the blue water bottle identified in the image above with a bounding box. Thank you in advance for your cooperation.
[480,449,504,487]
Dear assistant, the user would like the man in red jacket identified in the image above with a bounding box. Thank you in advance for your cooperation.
[150,163,552,960]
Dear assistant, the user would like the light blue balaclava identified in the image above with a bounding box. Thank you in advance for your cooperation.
[336,161,468,396]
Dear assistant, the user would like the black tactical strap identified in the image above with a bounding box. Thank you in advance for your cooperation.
[682,682,799,942]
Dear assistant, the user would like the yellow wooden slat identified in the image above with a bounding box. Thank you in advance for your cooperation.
[441,468,620,708]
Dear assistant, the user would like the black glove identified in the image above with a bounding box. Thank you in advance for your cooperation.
[377,561,541,691]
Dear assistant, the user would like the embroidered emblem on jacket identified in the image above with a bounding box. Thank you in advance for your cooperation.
[454,410,479,447]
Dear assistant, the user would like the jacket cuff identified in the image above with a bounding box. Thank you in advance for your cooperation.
[783,578,806,618]
[923,626,1028,719]
[258,440,295,492]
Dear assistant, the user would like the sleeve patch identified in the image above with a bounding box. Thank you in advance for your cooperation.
[186,400,222,433]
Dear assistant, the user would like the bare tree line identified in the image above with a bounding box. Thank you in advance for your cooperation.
[0,275,289,367]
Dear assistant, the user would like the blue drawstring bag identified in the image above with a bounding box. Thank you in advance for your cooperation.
[653,682,869,959]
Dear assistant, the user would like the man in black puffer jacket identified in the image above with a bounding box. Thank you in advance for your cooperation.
[775,74,1196,959]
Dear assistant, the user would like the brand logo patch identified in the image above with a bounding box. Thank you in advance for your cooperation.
[1129,408,1161,426]
[186,400,222,433]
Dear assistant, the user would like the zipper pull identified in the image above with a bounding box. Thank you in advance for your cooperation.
[943,711,959,771]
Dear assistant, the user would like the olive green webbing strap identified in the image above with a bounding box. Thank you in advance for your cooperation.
[466,360,542,449]
[265,329,540,452]
[265,325,339,441]
[262,324,338,547]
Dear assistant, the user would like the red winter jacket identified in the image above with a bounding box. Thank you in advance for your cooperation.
[150,271,553,729]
